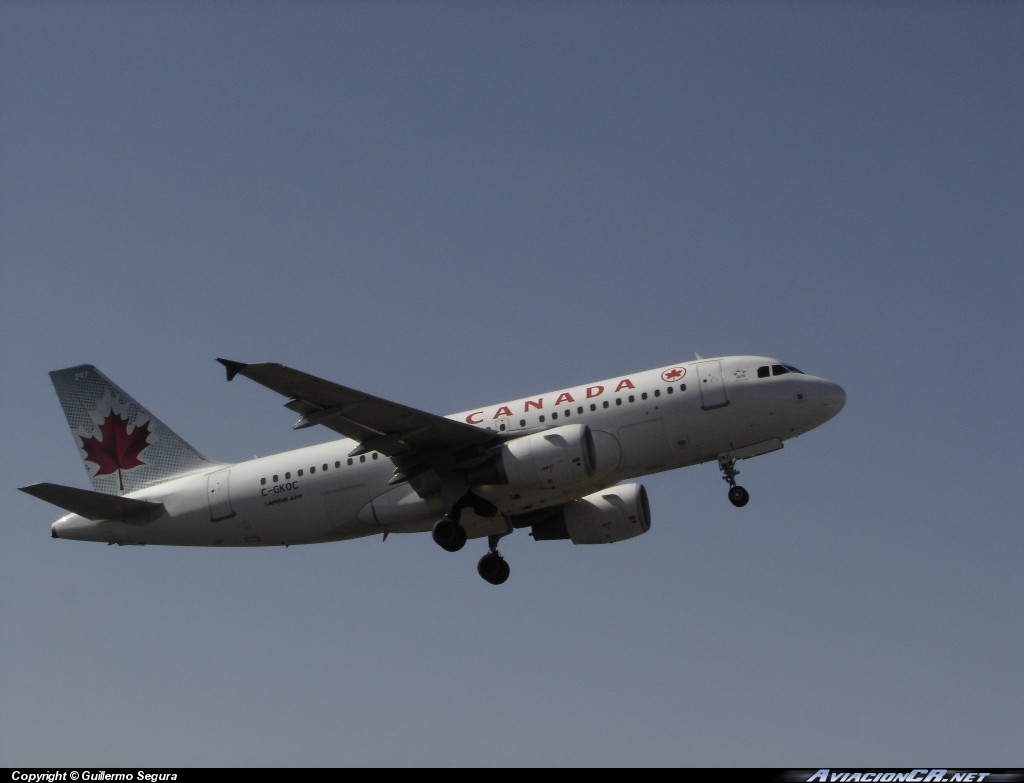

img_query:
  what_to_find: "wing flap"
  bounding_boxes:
[20,483,163,522]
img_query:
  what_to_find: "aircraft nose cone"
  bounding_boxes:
[822,381,846,416]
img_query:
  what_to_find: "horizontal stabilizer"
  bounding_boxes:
[19,483,163,522]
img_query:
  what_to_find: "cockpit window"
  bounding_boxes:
[759,364,805,378]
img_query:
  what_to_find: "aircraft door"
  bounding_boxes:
[207,468,235,521]
[696,360,729,410]
[492,415,514,434]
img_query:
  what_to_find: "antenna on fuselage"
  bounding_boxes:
[694,352,704,359]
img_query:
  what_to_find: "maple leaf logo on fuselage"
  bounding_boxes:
[80,410,152,491]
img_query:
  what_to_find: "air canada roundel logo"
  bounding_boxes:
[79,409,152,490]
[661,367,686,383]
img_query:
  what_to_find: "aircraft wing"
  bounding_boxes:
[217,359,500,492]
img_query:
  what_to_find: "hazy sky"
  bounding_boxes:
[2,1,1022,768]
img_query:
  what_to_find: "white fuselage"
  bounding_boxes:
[51,356,845,547]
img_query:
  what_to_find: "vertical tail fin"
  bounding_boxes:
[49,365,217,495]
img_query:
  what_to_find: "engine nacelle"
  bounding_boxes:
[530,483,651,545]
[466,423,596,490]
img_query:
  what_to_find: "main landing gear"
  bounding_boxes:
[431,516,467,552]
[431,492,510,585]
[477,535,510,586]
[431,490,494,552]
[718,455,750,508]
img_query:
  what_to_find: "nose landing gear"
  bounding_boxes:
[718,455,750,507]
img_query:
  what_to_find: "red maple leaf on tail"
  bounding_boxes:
[80,410,151,491]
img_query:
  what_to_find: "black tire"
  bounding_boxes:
[432,518,467,552]
[495,558,511,584]
[477,553,510,585]
[728,485,750,508]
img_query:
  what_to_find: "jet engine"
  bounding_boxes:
[466,423,597,490]
[527,483,651,545]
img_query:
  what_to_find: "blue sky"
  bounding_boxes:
[2,1,1022,768]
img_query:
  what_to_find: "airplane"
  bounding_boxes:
[19,355,845,584]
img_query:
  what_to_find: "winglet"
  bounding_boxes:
[217,358,248,382]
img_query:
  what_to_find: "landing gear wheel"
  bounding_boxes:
[728,485,750,508]
[478,552,510,585]
[719,455,750,508]
[432,517,467,552]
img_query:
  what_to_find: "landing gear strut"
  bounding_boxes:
[718,455,750,508]
[477,534,510,585]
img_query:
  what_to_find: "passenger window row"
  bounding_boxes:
[496,383,687,431]
[259,378,694,475]
[260,452,381,485]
